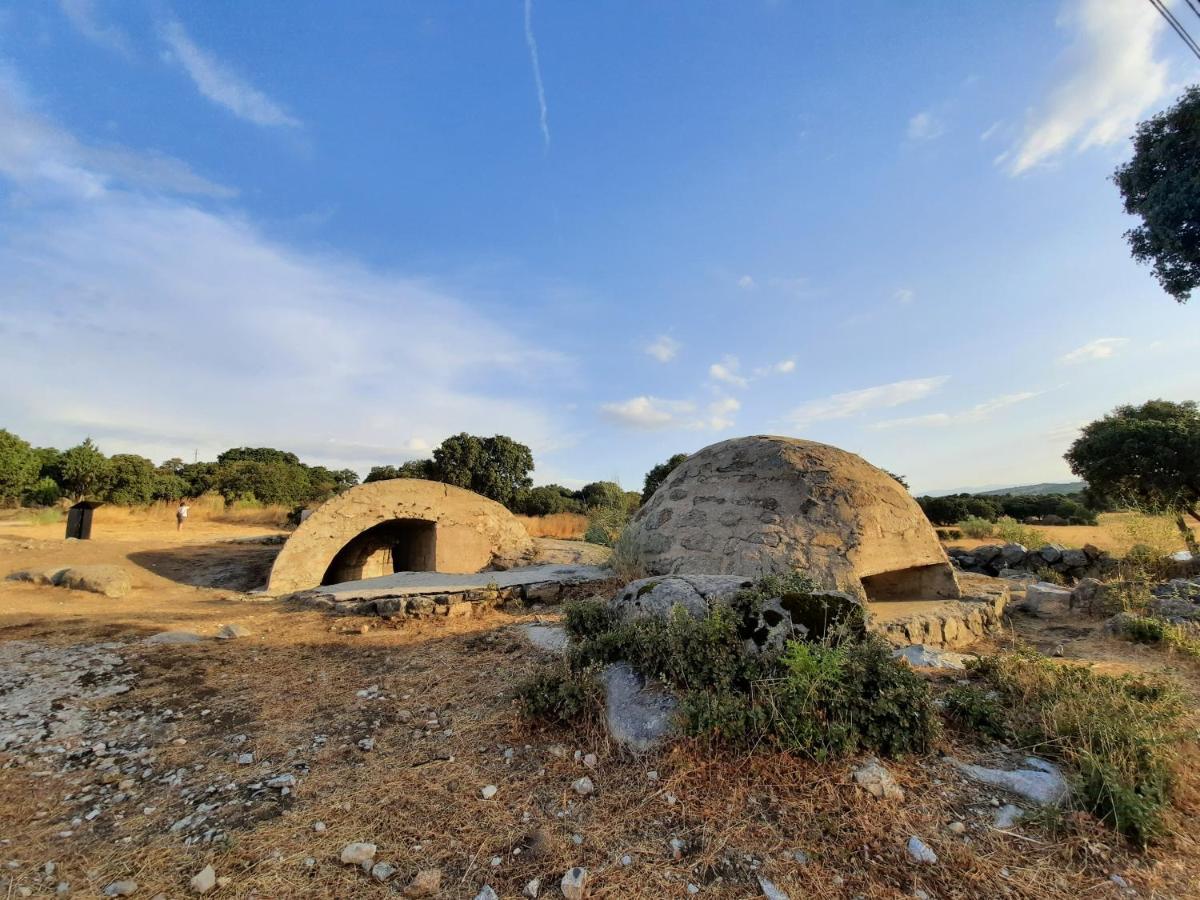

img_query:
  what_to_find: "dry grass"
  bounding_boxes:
[946,511,1199,555]
[89,495,291,528]
[516,513,589,540]
[1,531,1199,897]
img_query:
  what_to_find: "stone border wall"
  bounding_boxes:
[947,543,1115,582]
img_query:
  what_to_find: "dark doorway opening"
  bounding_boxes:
[860,563,959,602]
[321,519,437,586]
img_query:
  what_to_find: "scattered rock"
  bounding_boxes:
[947,821,966,835]
[339,842,377,865]
[481,784,498,800]
[216,624,251,640]
[189,865,216,894]
[313,821,326,833]
[948,757,1069,806]
[572,776,595,796]
[58,565,133,598]
[520,624,569,654]
[357,737,375,751]
[601,662,679,752]
[758,875,789,900]
[403,869,442,897]
[994,804,1023,828]
[561,867,588,900]
[103,881,138,897]
[853,758,904,801]
[523,877,541,897]
[474,887,499,900]
[236,752,254,765]
[142,631,203,645]
[582,752,597,769]
[892,645,974,670]
[906,836,937,864]
[371,862,396,882]
[5,567,66,586]
[1022,583,1072,617]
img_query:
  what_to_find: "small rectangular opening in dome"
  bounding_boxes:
[861,564,959,602]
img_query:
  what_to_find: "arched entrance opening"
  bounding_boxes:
[321,518,437,586]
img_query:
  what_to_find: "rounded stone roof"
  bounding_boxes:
[268,479,533,593]
[626,435,959,602]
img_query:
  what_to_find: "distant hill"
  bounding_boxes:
[977,482,1086,497]
[922,481,1086,497]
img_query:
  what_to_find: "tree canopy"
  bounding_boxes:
[431,433,533,508]
[641,453,689,502]
[0,429,39,506]
[1114,85,1200,304]
[1066,400,1200,548]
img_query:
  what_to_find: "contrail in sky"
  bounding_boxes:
[523,0,550,149]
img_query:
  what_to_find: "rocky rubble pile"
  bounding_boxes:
[947,542,1112,581]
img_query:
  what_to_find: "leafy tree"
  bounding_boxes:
[152,472,191,501]
[431,433,533,508]
[58,438,109,501]
[159,457,185,475]
[642,453,689,503]
[216,447,301,467]
[578,481,627,510]
[33,447,62,481]
[214,460,313,506]
[1066,399,1200,550]
[515,484,582,516]
[26,477,61,506]
[104,454,157,505]
[178,462,218,497]
[1114,85,1200,304]
[0,429,39,506]
[307,466,360,499]
[886,471,909,490]
[364,460,435,483]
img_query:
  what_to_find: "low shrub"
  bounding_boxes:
[957,516,994,539]
[529,573,937,761]
[943,684,1009,740]
[992,516,1047,547]
[968,650,1188,844]
[515,665,602,724]
[1112,614,1200,659]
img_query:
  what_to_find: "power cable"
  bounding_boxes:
[1146,0,1200,62]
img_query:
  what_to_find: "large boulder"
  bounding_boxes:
[56,565,132,598]
[624,436,960,603]
[6,567,68,586]
[602,662,679,752]
[1022,582,1071,617]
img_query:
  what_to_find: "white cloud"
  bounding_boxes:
[709,355,749,388]
[737,274,756,290]
[0,67,232,199]
[782,376,949,429]
[58,0,132,56]
[600,394,738,432]
[600,396,696,429]
[0,68,568,475]
[523,0,551,149]
[644,335,680,363]
[161,20,300,128]
[753,359,796,377]
[1059,337,1129,364]
[907,110,945,141]
[1003,0,1168,175]
[871,391,1040,429]
[894,287,915,304]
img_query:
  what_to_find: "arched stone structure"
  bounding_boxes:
[626,435,960,603]
[267,479,534,593]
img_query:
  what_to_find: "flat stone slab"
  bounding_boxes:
[311,564,610,602]
[948,756,1069,806]
[520,624,569,654]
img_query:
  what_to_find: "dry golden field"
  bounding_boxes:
[944,511,1199,556]
[0,516,1198,898]
[515,513,589,540]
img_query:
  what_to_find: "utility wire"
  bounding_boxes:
[1146,0,1200,62]
[1183,0,1200,26]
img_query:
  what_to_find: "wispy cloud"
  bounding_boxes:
[782,376,949,429]
[894,287,915,304]
[1059,337,1128,364]
[161,20,300,128]
[523,0,551,149]
[709,355,749,388]
[737,274,756,290]
[600,395,737,431]
[0,64,567,473]
[58,0,132,56]
[907,110,945,142]
[753,359,796,377]
[1002,0,1168,175]
[644,335,680,363]
[870,391,1040,429]
[0,66,232,199]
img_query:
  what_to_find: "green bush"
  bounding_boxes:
[968,651,1187,844]
[957,516,994,539]
[534,573,936,761]
[943,684,1008,740]
[515,666,602,724]
[993,516,1047,547]
[1112,614,1200,658]
[25,477,61,506]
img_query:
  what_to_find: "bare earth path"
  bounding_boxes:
[1,523,1198,898]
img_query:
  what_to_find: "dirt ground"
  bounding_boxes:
[1,520,1199,898]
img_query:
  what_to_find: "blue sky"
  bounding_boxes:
[0,0,1197,495]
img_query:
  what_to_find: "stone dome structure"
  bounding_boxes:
[626,436,960,603]
[268,479,533,593]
